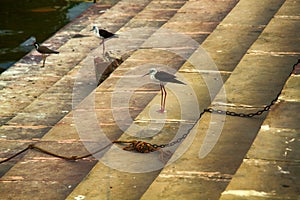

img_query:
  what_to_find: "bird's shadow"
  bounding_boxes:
[72,34,90,39]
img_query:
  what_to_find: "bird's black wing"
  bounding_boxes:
[155,71,177,80]
[167,78,186,85]
[99,29,115,38]
[155,71,185,85]
[38,46,59,54]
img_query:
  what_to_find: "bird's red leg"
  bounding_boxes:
[160,84,164,112]
[162,85,167,112]
[158,84,167,113]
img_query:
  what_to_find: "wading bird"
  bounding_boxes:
[143,68,185,113]
[33,42,59,67]
[91,25,117,54]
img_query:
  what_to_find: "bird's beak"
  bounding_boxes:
[142,72,150,77]
[90,28,94,31]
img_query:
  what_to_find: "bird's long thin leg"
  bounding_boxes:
[102,38,105,55]
[162,85,167,112]
[160,84,164,112]
[42,54,46,67]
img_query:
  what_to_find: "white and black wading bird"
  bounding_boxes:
[33,42,59,67]
[91,25,117,54]
[143,68,186,113]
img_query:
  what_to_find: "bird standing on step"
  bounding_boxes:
[91,25,117,54]
[33,42,59,67]
[143,68,186,113]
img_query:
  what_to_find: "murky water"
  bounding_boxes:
[0,0,95,73]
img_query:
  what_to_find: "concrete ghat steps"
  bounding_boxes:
[220,0,300,199]
[0,0,151,177]
[64,1,241,200]
[0,0,298,200]
[0,0,207,199]
[0,0,167,198]
[140,0,300,199]
[66,0,292,200]
[0,0,239,199]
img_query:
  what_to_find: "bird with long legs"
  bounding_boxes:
[33,42,59,67]
[91,25,117,54]
[143,68,186,113]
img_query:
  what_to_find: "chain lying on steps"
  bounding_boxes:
[112,140,172,163]
[204,91,279,118]
[0,143,112,164]
[112,140,160,153]
[153,59,299,149]
[0,59,299,164]
[205,58,299,117]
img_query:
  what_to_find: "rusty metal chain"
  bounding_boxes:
[0,143,112,164]
[204,58,299,118]
[1,59,299,164]
[152,109,207,149]
[204,93,278,118]
[112,140,160,153]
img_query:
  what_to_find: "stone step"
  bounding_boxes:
[0,0,164,199]
[0,0,197,199]
[0,1,114,124]
[220,0,300,199]
[64,0,286,199]
[139,0,293,199]
[0,0,152,178]
[65,0,242,199]
[0,0,298,200]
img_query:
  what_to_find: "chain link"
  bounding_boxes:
[204,82,283,118]
[0,143,112,164]
[154,109,206,148]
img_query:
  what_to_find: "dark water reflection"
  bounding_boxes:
[0,0,94,73]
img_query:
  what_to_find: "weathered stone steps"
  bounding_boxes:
[220,0,300,199]
[0,0,200,199]
[140,0,297,199]
[0,0,152,178]
[0,0,299,199]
